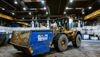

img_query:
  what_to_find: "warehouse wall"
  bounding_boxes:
[82,17,100,40]
[96,17,100,25]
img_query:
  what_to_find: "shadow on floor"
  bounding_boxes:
[14,45,79,57]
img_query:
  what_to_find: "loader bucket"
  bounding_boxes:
[10,31,31,47]
[10,30,53,56]
[10,31,31,55]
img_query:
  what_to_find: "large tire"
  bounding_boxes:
[0,38,3,45]
[96,35,99,40]
[72,34,82,48]
[54,34,68,52]
[98,36,99,40]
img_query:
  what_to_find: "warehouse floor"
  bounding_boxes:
[0,40,100,57]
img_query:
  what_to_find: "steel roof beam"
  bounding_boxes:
[24,0,43,2]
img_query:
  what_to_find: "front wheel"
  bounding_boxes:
[54,34,68,52]
[72,34,82,48]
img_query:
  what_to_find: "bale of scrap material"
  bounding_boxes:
[10,31,31,47]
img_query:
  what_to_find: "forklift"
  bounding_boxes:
[10,17,82,56]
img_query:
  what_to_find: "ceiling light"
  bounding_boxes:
[23,7,26,10]
[2,8,5,10]
[64,11,66,14]
[69,0,73,3]
[75,8,82,10]
[82,12,85,14]
[41,0,45,4]
[14,0,18,4]
[22,18,24,19]
[12,12,15,15]
[29,12,32,15]
[44,7,46,10]
[66,7,69,9]
[66,7,73,10]
[46,12,48,15]
[88,6,92,9]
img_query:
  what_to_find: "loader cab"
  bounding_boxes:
[57,18,70,30]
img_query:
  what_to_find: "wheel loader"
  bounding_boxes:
[10,17,82,56]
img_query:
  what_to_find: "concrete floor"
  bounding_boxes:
[0,40,100,57]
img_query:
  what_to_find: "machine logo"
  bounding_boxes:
[38,33,48,41]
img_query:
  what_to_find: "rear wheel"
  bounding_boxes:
[0,38,3,45]
[54,34,68,52]
[72,34,82,48]
[98,36,99,40]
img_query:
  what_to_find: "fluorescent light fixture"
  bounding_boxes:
[75,8,82,10]
[46,12,48,14]
[66,7,69,9]
[64,11,66,14]
[69,0,73,3]
[41,0,45,4]
[23,7,26,10]
[14,0,18,4]
[88,6,92,9]
[2,8,5,10]
[44,7,46,10]
[29,12,32,15]
[12,12,15,15]
[66,7,73,10]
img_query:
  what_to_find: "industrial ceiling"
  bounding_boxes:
[0,0,100,19]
